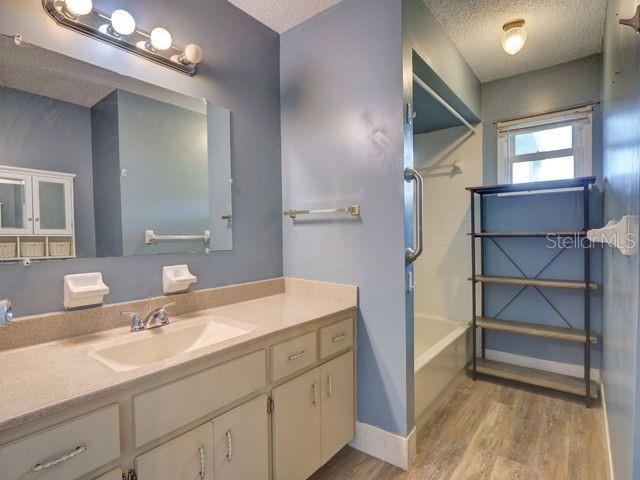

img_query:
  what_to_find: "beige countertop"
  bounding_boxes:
[0,290,356,432]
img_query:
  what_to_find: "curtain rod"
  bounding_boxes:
[493,100,600,125]
[412,73,476,134]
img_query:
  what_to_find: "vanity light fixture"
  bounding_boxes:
[43,0,203,75]
[501,19,527,55]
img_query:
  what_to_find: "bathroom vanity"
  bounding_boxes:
[0,278,357,480]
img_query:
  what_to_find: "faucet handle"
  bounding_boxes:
[0,299,12,327]
[161,302,176,311]
[122,311,144,332]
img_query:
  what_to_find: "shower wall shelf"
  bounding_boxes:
[466,176,598,407]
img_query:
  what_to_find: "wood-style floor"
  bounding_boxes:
[311,374,608,480]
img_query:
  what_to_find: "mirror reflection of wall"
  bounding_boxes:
[0,36,232,261]
[91,90,208,257]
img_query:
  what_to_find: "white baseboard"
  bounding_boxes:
[349,422,416,470]
[484,349,601,382]
[600,374,615,480]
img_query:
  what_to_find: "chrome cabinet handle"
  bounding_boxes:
[225,430,233,462]
[312,383,318,407]
[328,375,333,398]
[288,350,307,361]
[332,334,347,343]
[198,445,206,480]
[404,167,424,265]
[32,445,87,472]
[34,217,39,222]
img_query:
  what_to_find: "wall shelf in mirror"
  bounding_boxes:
[0,166,76,262]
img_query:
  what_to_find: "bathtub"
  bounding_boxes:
[414,314,470,426]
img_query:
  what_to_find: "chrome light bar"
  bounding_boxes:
[42,0,202,76]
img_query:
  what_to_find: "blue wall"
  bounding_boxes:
[480,56,604,371]
[280,0,409,436]
[482,55,603,185]
[601,1,640,478]
[0,0,283,317]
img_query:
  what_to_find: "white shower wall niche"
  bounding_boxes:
[0,166,75,261]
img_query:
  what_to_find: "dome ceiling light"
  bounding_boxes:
[501,19,527,56]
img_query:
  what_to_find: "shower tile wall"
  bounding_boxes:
[413,125,482,323]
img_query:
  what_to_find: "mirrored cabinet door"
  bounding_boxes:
[0,171,33,235]
[32,176,74,235]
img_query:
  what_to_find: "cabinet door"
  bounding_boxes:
[212,395,269,480]
[273,367,322,480]
[0,170,32,234]
[32,175,73,235]
[320,350,354,464]
[135,423,213,480]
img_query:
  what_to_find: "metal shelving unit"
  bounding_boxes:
[466,176,598,407]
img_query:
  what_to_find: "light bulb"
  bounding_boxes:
[111,10,136,36]
[64,0,93,17]
[501,19,527,55]
[183,44,204,64]
[149,27,173,51]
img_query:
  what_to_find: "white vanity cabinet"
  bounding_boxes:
[135,395,269,480]
[273,368,323,480]
[212,395,269,480]
[273,349,355,480]
[0,312,356,480]
[135,422,214,480]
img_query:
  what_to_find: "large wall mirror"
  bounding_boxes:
[0,34,232,262]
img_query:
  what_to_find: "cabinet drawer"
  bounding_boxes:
[319,317,354,359]
[95,467,123,480]
[0,404,120,480]
[271,331,317,381]
[136,422,213,480]
[133,350,266,447]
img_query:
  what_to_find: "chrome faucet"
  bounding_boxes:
[122,302,175,332]
[0,299,12,327]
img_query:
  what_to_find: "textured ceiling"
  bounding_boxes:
[422,0,607,82]
[227,0,344,33]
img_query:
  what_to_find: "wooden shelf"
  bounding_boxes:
[476,317,597,344]
[473,359,599,398]
[469,231,585,238]
[470,275,598,290]
[466,176,596,195]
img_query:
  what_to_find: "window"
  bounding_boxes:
[497,106,593,184]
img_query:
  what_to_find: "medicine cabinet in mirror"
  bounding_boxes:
[0,34,232,262]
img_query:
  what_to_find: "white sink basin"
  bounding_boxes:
[89,319,251,372]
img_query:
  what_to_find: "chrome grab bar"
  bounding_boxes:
[144,229,211,245]
[404,167,424,264]
[283,205,360,219]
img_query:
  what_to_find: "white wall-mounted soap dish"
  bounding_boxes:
[64,272,110,309]
[163,265,198,294]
